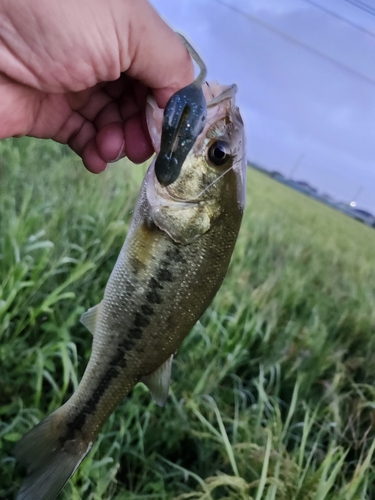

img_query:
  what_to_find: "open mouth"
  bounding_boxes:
[207,84,237,108]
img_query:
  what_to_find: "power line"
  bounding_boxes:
[301,0,375,39]
[341,0,375,16]
[212,0,375,87]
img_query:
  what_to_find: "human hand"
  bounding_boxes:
[0,0,193,172]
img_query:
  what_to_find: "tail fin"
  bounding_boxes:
[13,410,92,500]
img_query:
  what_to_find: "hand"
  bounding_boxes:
[0,0,193,172]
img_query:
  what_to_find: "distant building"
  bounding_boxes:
[322,193,334,202]
[335,203,375,226]
[352,208,375,226]
[249,165,375,229]
[270,171,285,182]
[287,179,318,196]
[293,180,318,195]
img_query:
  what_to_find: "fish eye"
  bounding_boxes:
[207,140,231,166]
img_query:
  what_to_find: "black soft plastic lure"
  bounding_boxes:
[154,35,207,186]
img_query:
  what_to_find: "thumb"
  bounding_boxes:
[122,0,195,108]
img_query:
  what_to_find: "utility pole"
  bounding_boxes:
[349,186,363,207]
[289,152,305,180]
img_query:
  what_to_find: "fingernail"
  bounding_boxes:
[110,141,126,163]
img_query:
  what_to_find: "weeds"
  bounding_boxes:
[1,137,375,498]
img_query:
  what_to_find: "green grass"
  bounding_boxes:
[1,137,375,499]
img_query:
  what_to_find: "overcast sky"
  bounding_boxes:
[151,0,375,213]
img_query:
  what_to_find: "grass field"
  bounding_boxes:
[1,137,375,499]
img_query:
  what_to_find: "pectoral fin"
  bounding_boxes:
[141,355,173,407]
[80,302,102,335]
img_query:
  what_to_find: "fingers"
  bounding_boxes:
[0,0,194,174]
[104,74,130,100]
[1,65,159,172]
[66,82,153,171]
[82,138,108,173]
[73,90,113,122]
[95,122,125,163]
[124,113,153,164]
[118,0,195,108]
[84,116,152,171]
[63,115,109,173]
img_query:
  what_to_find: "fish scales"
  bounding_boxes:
[65,173,241,437]
[14,81,246,500]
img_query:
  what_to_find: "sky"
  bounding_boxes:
[151,0,375,213]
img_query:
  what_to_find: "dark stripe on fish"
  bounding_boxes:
[146,290,162,304]
[62,246,182,440]
[134,313,150,328]
[157,268,173,282]
[141,304,154,315]
[166,246,185,263]
[64,364,121,440]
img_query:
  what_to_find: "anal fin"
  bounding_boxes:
[141,355,173,407]
[80,302,102,335]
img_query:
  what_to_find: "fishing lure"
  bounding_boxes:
[154,34,207,186]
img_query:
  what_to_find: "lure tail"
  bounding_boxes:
[14,409,92,500]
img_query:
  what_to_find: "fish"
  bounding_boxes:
[13,81,246,500]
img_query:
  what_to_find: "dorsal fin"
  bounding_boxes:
[80,302,102,335]
[141,355,173,407]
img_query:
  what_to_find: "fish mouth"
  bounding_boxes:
[207,84,237,108]
[146,162,199,209]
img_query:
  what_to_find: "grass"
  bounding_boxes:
[1,137,375,499]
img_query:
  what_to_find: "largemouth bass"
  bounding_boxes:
[14,81,246,500]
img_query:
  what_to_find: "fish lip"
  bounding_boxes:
[146,161,199,209]
[206,84,237,108]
